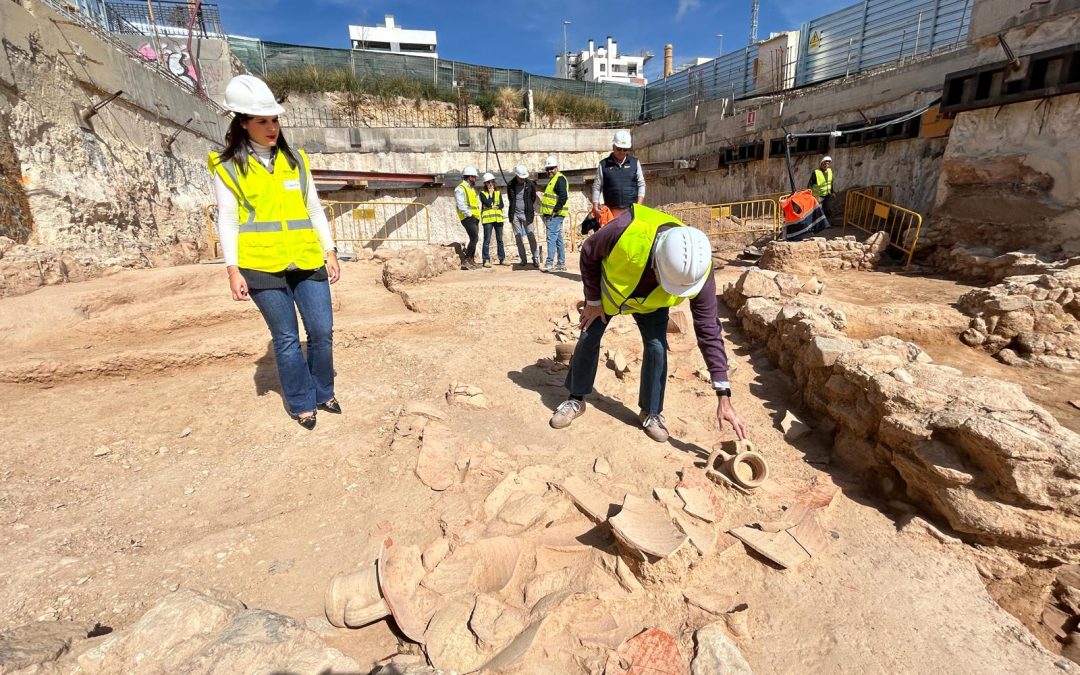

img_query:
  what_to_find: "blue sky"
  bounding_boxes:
[220,0,855,81]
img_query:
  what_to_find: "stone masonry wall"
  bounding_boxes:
[722,268,1080,562]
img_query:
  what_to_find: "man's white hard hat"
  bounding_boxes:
[462,166,479,177]
[654,226,713,298]
[822,155,833,163]
[482,172,495,182]
[223,75,285,116]
[544,156,558,169]
[514,164,529,179]
[612,130,632,149]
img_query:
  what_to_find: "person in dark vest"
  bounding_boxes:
[592,130,645,222]
[808,155,835,225]
[549,204,748,444]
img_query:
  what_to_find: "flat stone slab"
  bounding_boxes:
[729,526,811,569]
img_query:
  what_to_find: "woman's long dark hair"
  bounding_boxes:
[217,114,298,175]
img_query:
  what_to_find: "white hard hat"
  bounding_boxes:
[462,166,479,177]
[544,156,558,169]
[654,225,713,298]
[612,130,632,149]
[482,172,495,182]
[822,155,833,163]
[223,75,285,116]
[514,165,529,179]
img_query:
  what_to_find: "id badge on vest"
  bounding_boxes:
[283,179,302,191]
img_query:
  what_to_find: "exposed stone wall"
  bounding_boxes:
[926,93,1080,262]
[722,269,1080,562]
[943,245,1080,283]
[958,266,1080,369]
[0,0,223,297]
[758,232,889,275]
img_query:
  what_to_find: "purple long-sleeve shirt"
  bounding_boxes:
[580,210,730,386]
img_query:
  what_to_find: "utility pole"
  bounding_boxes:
[563,20,571,78]
[749,0,759,45]
[716,33,723,57]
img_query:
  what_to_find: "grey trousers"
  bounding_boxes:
[513,215,538,264]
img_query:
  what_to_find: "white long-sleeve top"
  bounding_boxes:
[214,141,335,267]
[592,155,646,205]
[454,183,471,219]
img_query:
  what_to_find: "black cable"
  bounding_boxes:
[486,126,510,187]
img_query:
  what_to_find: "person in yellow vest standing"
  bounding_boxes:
[478,172,506,267]
[209,75,341,430]
[540,156,569,272]
[549,205,748,443]
[455,166,482,269]
[808,155,835,226]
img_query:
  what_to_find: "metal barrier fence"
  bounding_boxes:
[846,184,893,203]
[796,0,972,86]
[667,199,782,240]
[228,38,645,123]
[324,201,431,253]
[842,191,923,268]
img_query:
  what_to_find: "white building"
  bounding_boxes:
[348,15,437,59]
[673,57,715,75]
[556,37,649,86]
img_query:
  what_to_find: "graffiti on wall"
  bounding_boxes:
[137,40,198,89]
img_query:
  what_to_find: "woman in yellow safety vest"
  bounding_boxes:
[208,75,341,430]
[478,172,506,267]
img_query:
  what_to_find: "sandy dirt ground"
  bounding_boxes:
[0,255,1073,673]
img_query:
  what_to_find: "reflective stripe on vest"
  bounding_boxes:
[599,204,706,316]
[811,168,833,198]
[481,189,503,224]
[541,172,568,217]
[208,148,323,273]
[459,181,481,221]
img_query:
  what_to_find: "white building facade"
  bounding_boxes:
[348,15,437,58]
[556,37,648,86]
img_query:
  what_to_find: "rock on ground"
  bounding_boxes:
[691,622,753,675]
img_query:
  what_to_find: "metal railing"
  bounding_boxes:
[846,184,893,203]
[104,0,223,36]
[324,201,431,253]
[842,191,922,268]
[667,199,782,240]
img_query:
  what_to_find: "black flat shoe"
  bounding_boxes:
[318,398,342,414]
[297,413,317,430]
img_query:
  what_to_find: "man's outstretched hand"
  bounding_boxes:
[716,396,748,440]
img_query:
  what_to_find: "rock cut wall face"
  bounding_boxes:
[928,93,1080,262]
[0,1,221,297]
[723,269,1080,562]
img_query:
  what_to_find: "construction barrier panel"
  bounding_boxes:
[667,199,781,240]
[847,184,893,203]
[324,201,431,254]
[842,191,923,268]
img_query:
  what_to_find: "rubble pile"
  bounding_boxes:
[941,244,1080,283]
[957,267,1080,369]
[723,269,1080,562]
[379,245,461,291]
[758,232,889,275]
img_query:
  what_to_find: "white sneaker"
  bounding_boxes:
[639,412,669,443]
[550,399,586,429]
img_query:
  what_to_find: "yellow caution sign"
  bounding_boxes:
[809,32,822,50]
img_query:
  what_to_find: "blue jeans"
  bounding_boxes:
[249,275,334,416]
[482,221,505,262]
[544,215,565,266]
[565,307,669,415]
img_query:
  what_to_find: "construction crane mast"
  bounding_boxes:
[749,0,759,45]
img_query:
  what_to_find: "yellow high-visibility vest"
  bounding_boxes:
[459,181,481,221]
[811,168,833,198]
[600,205,708,316]
[481,189,503,224]
[208,148,324,273]
[541,172,568,217]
